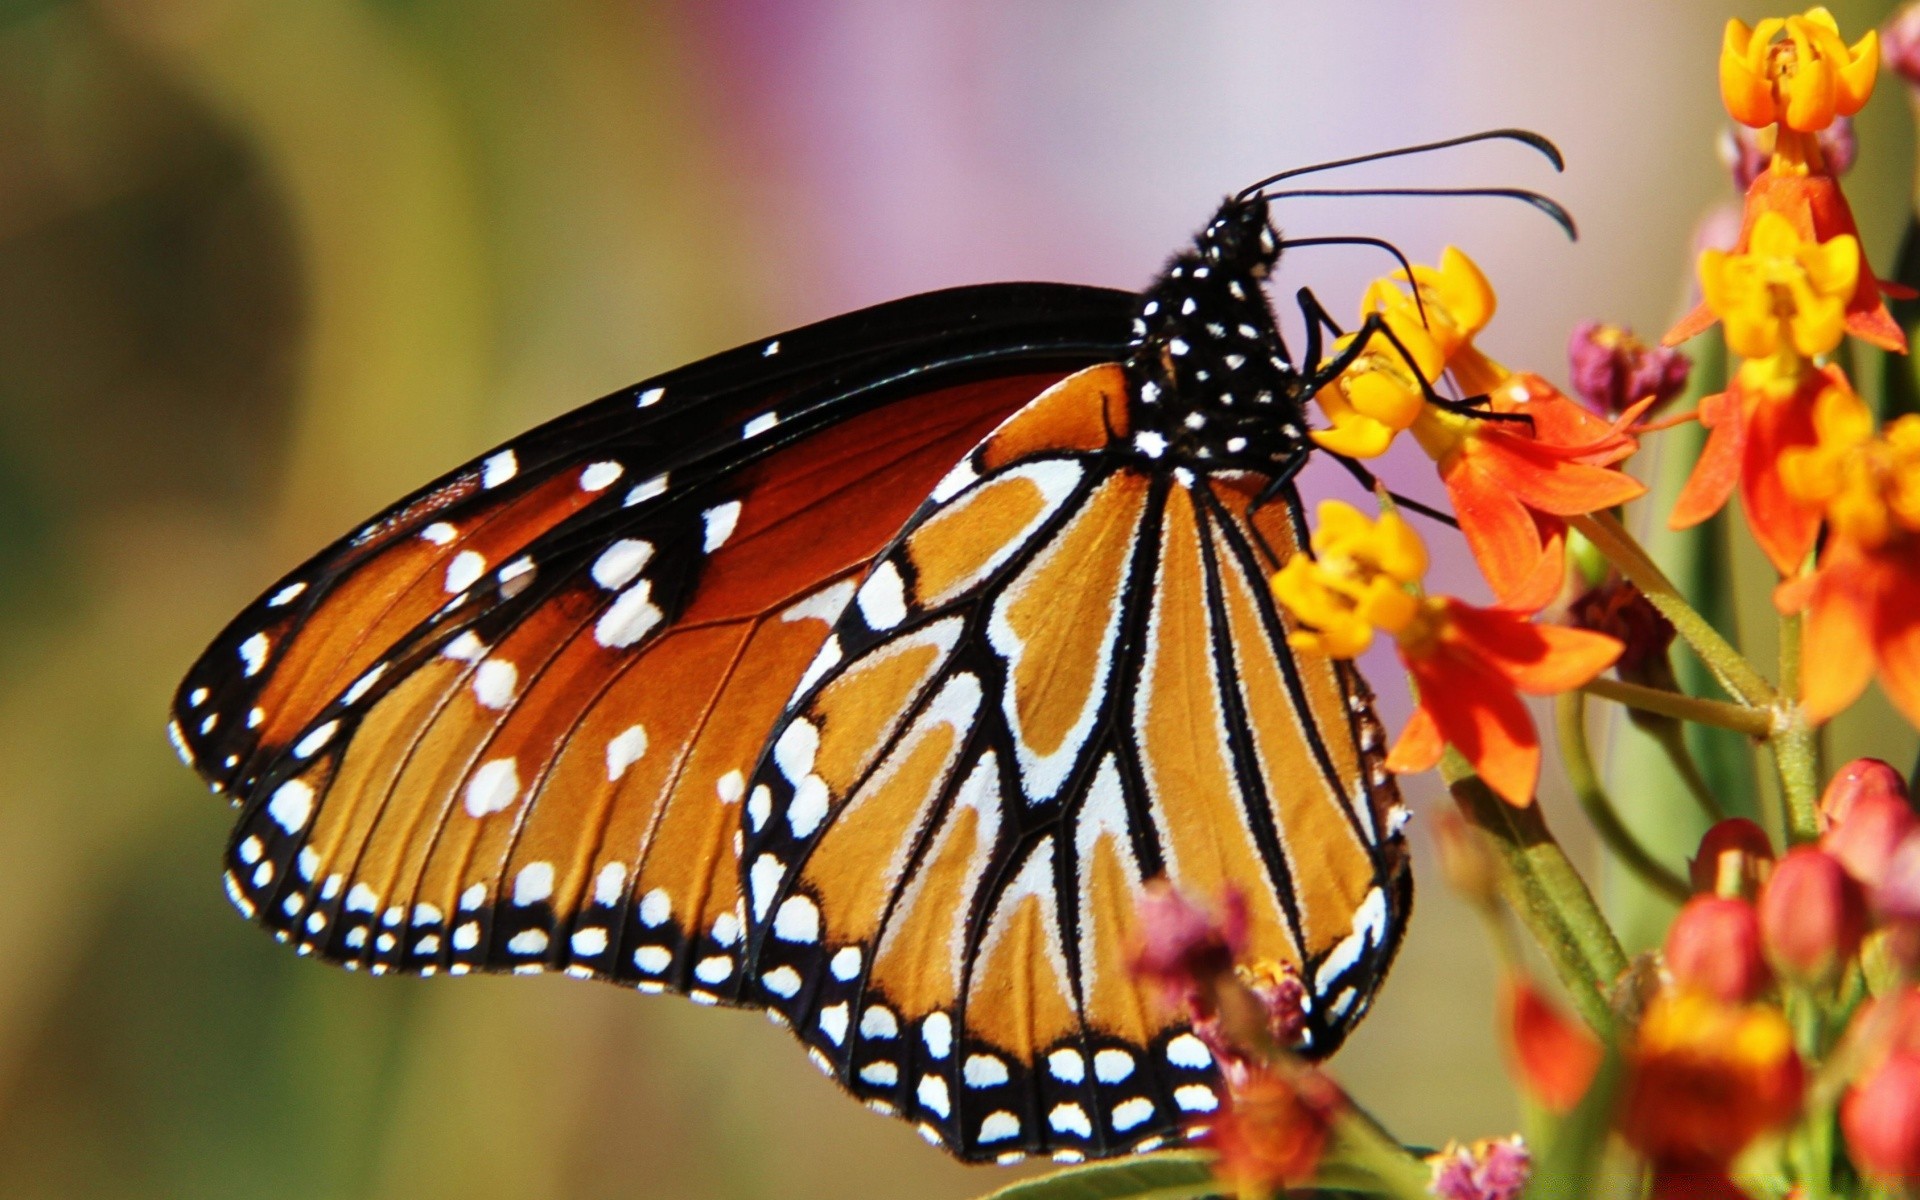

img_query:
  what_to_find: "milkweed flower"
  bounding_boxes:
[1671,8,1906,352]
[1689,817,1775,898]
[1619,990,1805,1175]
[1671,211,1864,575]
[1271,500,1622,806]
[1664,895,1771,1003]
[1426,1135,1530,1200]
[1500,974,1602,1112]
[1757,846,1867,986]
[1840,990,1920,1181]
[1567,321,1693,417]
[1315,250,1649,610]
[1208,1066,1340,1195]
[1776,402,1920,725]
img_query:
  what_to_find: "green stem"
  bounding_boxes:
[1570,511,1778,709]
[1578,676,1774,738]
[1443,754,1627,1036]
[1320,1105,1433,1200]
[1645,717,1729,823]
[1556,693,1691,905]
[1774,609,1821,843]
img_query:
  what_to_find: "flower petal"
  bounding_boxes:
[1442,456,1555,609]
[1385,701,1445,776]
[1803,550,1879,724]
[1445,601,1624,694]
[1672,391,1746,530]
[1871,556,1920,729]
[1742,377,1824,575]
[1411,649,1541,807]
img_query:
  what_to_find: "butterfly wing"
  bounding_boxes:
[170,282,1136,997]
[737,364,1410,1161]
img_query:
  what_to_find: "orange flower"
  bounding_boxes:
[1620,990,1805,1173]
[1674,10,1904,352]
[1208,1066,1340,1195]
[1778,404,1920,726]
[1670,364,1841,576]
[1720,9,1878,136]
[1271,501,1622,806]
[1316,248,1648,609]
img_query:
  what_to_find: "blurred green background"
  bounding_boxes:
[0,2,1913,1197]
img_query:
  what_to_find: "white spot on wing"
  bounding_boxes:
[421,522,458,545]
[624,474,668,506]
[702,501,742,552]
[464,758,520,817]
[472,659,517,709]
[481,450,517,488]
[579,461,622,491]
[268,781,314,833]
[605,725,648,780]
[292,721,339,759]
[267,582,307,607]
[238,633,269,677]
[592,539,653,590]
[595,580,661,648]
[743,413,779,438]
[780,579,857,626]
[637,386,665,407]
[592,863,626,907]
[856,560,908,630]
[445,551,486,593]
[773,894,820,943]
[513,862,555,905]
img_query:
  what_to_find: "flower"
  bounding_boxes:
[1757,846,1867,986]
[1271,501,1622,805]
[1704,211,1860,370]
[1721,118,1857,191]
[1427,1135,1530,1200]
[1672,361,1849,578]
[1567,321,1693,417]
[1689,817,1776,898]
[1843,1051,1920,1180]
[1131,881,1245,1016]
[1720,9,1878,136]
[1779,408,1920,724]
[1501,974,1603,1112]
[1620,990,1805,1172]
[1665,895,1771,1003]
[1313,250,1649,609]
[1209,1066,1340,1195]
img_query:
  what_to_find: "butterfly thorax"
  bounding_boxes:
[1122,195,1308,476]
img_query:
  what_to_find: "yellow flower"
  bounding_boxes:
[1720,8,1878,134]
[1698,210,1859,384]
[1311,247,1497,460]
[1269,501,1426,657]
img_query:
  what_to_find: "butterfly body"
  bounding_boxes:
[172,192,1410,1163]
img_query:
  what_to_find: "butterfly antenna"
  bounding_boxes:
[1276,235,1430,327]
[1259,186,1577,240]
[1234,129,1563,201]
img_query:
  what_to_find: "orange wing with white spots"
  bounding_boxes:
[738,365,1410,1162]
[170,284,1138,997]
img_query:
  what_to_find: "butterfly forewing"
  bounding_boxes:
[172,283,1137,994]
[738,365,1410,1162]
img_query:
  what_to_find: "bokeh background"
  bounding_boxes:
[0,1,1914,1197]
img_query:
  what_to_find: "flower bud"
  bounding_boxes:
[1665,896,1770,1002]
[1886,2,1920,89]
[1758,847,1867,986]
[1823,787,1920,891]
[1842,1051,1920,1181]
[1131,881,1245,1014]
[1688,817,1774,898]
[1819,757,1910,833]
[1566,321,1692,417]
[1878,829,1920,924]
[1428,1135,1530,1200]
[1566,578,1677,689]
[1501,974,1602,1113]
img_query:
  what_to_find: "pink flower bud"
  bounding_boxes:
[1758,847,1867,985]
[1819,758,1910,833]
[1823,789,1920,892]
[1566,321,1692,417]
[1887,2,1920,89]
[1665,896,1770,1002]
[1566,579,1676,687]
[1131,881,1245,1012]
[1878,830,1920,924]
[1689,818,1775,898]
[1842,1051,1920,1181]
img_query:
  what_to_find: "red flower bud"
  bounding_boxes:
[1566,579,1677,686]
[1842,1051,1920,1181]
[1819,757,1910,834]
[1689,817,1775,898]
[1823,789,1920,891]
[1758,847,1867,985]
[1665,896,1771,1002]
[1887,2,1920,90]
[1878,829,1920,923]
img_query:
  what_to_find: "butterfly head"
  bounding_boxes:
[1198,194,1280,279]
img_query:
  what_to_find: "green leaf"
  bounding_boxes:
[977,1153,1225,1200]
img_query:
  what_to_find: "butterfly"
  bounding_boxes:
[169,130,1567,1164]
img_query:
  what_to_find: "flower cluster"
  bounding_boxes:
[1056,9,1920,1200]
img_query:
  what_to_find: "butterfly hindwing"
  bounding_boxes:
[738,365,1410,1161]
[173,283,1137,993]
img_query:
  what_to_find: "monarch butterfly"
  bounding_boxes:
[169,130,1568,1163]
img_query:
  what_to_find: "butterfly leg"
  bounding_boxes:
[1294,292,1534,431]
[1242,452,1313,568]
[1323,453,1459,529]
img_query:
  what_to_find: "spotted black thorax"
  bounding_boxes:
[1122,195,1309,476]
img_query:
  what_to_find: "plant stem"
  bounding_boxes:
[1570,511,1778,709]
[1774,608,1821,842]
[1556,694,1691,904]
[1579,676,1774,738]
[1322,1104,1434,1200]
[1645,718,1729,823]
[1444,754,1627,1036]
